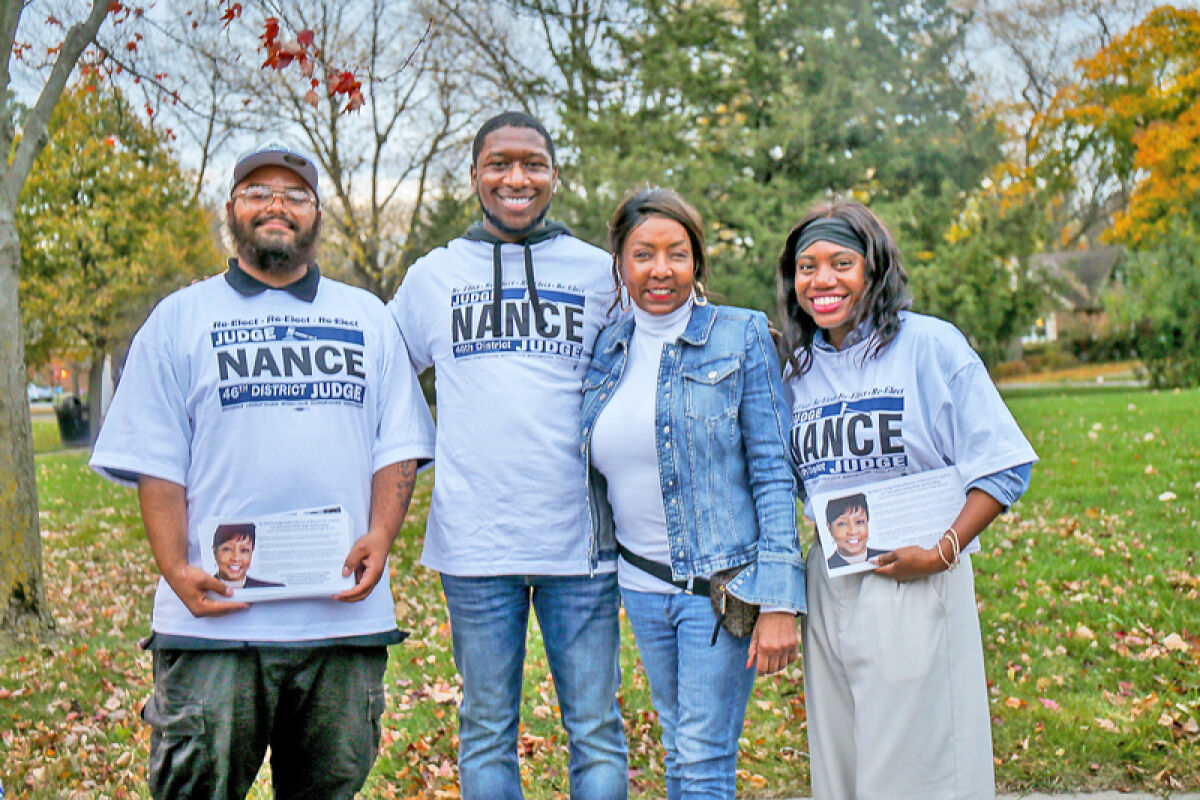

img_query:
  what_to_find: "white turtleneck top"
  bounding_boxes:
[590,299,694,594]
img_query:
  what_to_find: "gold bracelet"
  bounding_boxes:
[935,536,954,570]
[941,528,961,571]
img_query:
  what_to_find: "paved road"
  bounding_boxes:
[780,795,1200,799]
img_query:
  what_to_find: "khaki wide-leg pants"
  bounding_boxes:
[802,543,995,800]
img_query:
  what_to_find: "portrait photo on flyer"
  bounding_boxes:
[812,466,980,578]
[199,505,355,601]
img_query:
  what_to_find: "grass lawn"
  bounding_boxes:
[31,417,62,455]
[1,387,1197,798]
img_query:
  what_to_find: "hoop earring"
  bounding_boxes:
[693,279,709,306]
[613,259,631,311]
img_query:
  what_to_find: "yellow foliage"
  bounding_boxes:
[17,83,217,365]
[1032,7,1200,245]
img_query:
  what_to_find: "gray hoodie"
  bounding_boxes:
[389,223,619,575]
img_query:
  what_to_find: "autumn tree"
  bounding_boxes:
[18,83,217,435]
[114,4,254,200]
[1029,6,1200,386]
[891,1,1163,368]
[1,2,113,636]
[968,0,1155,171]
[1035,6,1200,247]
[1105,217,1200,388]
[907,182,1047,365]
[127,1,493,298]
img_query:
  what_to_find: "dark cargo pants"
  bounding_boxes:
[143,646,387,800]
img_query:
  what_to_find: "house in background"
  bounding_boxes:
[1024,245,1125,345]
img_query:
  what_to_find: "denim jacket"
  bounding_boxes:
[581,302,806,612]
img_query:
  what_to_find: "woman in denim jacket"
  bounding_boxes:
[581,187,805,800]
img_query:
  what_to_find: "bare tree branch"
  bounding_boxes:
[2,1,109,205]
[0,0,25,104]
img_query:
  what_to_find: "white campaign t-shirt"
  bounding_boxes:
[390,232,618,575]
[90,272,435,641]
[787,312,1038,519]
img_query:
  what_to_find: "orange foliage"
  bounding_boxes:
[241,4,362,114]
[1033,7,1200,245]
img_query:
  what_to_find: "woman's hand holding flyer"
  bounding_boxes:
[812,466,980,578]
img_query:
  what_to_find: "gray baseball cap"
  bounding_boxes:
[231,141,320,202]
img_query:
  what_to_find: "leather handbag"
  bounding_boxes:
[708,565,759,641]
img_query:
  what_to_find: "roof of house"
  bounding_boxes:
[1030,245,1124,312]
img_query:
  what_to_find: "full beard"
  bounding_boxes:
[478,194,550,241]
[229,212,321,273]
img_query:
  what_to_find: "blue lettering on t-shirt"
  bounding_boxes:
[450,286,586,361]
[219,380,366,408]
[212,323,367,410]
[211,325,364,348]
[791,395,906,480]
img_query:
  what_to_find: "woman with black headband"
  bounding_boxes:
[777,200,1037,799]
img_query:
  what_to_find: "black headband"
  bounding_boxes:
[794,217,867,261]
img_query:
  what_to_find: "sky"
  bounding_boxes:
[8,0,1188,206]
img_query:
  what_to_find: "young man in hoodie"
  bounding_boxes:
[388,112,627,799]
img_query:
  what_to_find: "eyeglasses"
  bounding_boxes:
[233,185,317,210]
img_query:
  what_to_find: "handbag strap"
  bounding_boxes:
[616,543,712,597]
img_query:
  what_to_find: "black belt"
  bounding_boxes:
[617,543,712,597]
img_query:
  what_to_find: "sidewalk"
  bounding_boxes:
[998,795,1200,800]
[994,795,1200,800]
[781,794,1200,799]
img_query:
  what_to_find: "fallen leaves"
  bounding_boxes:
[1162,633,1189,652]
[736,769,768,789]
[427,680,461,705]
[1119,629,1200,662]
[1157,709,1200,740]
[11,394,1200,799]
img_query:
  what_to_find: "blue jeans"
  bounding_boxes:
[440,572,627,800]
[620,588,756,800]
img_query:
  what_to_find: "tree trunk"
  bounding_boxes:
[0,207,53,637]
[0,0,112,641]
[86,344,105,446]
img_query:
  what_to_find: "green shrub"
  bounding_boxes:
[1108,224,1200,388]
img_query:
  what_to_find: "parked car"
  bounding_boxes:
[27,384,54,403]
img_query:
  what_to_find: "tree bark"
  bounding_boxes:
[0,209,52,636]
[86,344,106,446]
[0,1,111,639]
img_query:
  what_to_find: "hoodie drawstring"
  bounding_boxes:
[491,242,505,337]
[465,220,572,338]
[523,244,545,335]
[490,241,543,336]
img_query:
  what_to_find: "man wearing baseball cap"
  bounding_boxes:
[90,142,435,799]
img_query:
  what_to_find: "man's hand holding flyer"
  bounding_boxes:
[199,505,356,601]
[812,466,981,578]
